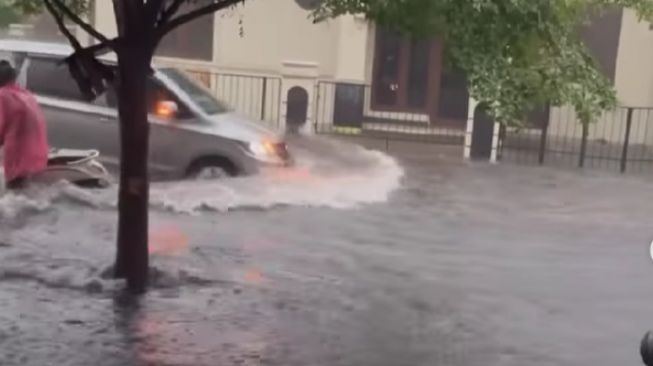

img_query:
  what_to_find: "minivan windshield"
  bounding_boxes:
[159,68,230,115]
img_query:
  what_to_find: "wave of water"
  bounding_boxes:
[0,136,404,217]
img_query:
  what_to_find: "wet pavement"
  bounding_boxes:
[1,137,653,366]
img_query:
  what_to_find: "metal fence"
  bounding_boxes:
[499,106,653,174]
[173,74,472,150]
[314,81,468,148]
[181,68,283,128]
[174,71,653,174]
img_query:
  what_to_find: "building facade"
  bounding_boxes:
[90,2,653,144]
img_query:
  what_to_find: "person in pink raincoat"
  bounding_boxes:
[0,60,49,190]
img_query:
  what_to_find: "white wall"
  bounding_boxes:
[93,1,118,39]
[334,15,370,82]
[614,9,653,107]
[215,0,338,77]
[93,0,371,80]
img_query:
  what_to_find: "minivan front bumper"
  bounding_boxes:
[239,141,294,175]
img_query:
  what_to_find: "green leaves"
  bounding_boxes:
[0,0,22,29]
[317,0,651,125]
[6,0,90,15]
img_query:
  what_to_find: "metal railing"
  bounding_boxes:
[314,81,468,148]
[499,106,653,174]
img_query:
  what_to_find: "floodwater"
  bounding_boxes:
[0,136,403,216]
[1,136,653,366]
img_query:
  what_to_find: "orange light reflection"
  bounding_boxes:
[149,225,189,256]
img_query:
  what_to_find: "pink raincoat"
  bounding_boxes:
[0,83,49,183]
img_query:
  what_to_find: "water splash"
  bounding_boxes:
[0,136,404,216]
[0,191,52,220]
[149,136,404,214]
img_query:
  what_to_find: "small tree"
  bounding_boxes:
[316,0,653,124]
[11,0,246,293]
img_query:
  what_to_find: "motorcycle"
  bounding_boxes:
[34,148,113,188]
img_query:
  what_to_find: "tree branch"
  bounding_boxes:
[159,0,185,26]
[50,0,110,44]
[43,0,97,99]
[112,0,127,36]
[62,38,123,82]
[66,37,123,60]
[44,0,83,49]
[145,0,167,27]
[156,0,245,40]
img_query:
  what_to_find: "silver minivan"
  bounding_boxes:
[0,40,291,180]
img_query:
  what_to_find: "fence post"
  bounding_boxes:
[538,121,549,165]
[620,108,634,173]
[260,77,268,121]
[578,122,588,168]
[313,82,320,133]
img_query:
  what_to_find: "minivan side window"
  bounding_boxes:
[26,57,85,101]
[105,77,192,119]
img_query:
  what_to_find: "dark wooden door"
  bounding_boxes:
[371,28,442,114]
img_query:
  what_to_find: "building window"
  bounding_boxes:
[157,4,214,61]
[26,57,85,101]
[371,28,441,113]
[437,66,469,126]
[371,28,471,127]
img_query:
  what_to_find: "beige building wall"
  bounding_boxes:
[93,0,372,80]
[211,0,370,129]
[214,1,371,81]
[613,9,653,107]
[93,1,118,39]
[614,9,653,145]
[215,0,336,76]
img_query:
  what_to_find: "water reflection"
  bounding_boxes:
[149,224,190,256]
[111,288,274,366]
[112,291,146,365]
[112,292,173,365]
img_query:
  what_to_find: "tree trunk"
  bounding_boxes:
[113,41,152,294]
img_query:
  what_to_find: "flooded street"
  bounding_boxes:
[1,137,653,366]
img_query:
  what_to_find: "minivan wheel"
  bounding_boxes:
[186,157,237,180]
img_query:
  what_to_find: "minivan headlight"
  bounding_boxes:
[247,140,291,164]
[248,140,277,158]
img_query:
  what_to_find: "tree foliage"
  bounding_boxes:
[0,1,23,29]
[6,0,89,16]
[317,0,653,124]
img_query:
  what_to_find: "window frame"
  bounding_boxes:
[103,74,195,121]
[25,55,88,102]
[370,28,443,115]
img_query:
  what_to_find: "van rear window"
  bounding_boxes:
[26,57,85,101]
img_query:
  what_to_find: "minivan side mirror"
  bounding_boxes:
[154,100,179,119]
